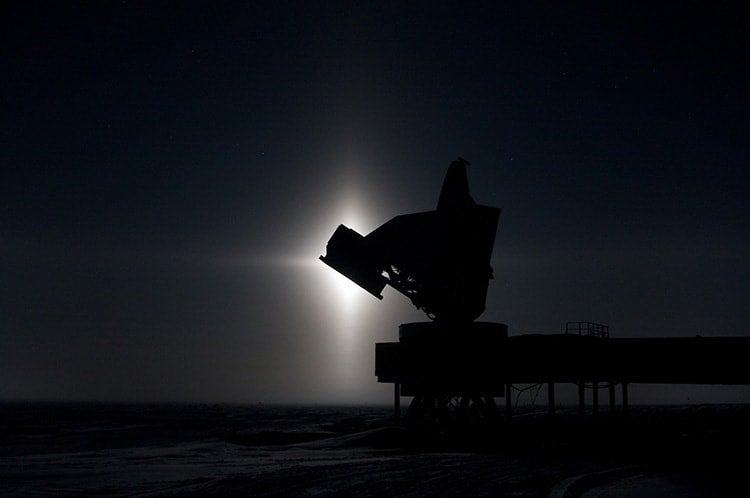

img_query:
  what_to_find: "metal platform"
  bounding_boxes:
[376,322,750,423]
[319,161,750,430]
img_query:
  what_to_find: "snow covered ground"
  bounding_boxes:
[1,403,745,496]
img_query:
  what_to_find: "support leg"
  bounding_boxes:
[578,381,585,419]
[609,383,616,414]
[548,382,555,419]
[622,382,629,415]
[505,383,513,422]
[394,382,400,422]
[592,381,599,417]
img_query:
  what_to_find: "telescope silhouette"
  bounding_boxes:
[320,158,500,323]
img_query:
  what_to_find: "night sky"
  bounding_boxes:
[2,2,748,404]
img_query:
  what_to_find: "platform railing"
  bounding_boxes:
[566,321,609,338]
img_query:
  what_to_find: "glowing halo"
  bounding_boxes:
[314,191,377,323]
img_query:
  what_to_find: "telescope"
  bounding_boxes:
[320,158,750,432]
[320,158,500,323]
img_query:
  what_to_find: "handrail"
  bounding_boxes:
[566,321,609,338]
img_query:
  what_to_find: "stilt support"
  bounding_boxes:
[505,382,513,421]
[592,381,599,417]
[578,381,585,418]
[394,382,400,421]
[547,382,555,418]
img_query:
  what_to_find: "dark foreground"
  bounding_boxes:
[1,402,748,497]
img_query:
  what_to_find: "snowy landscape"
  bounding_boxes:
[1,402,747,497]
